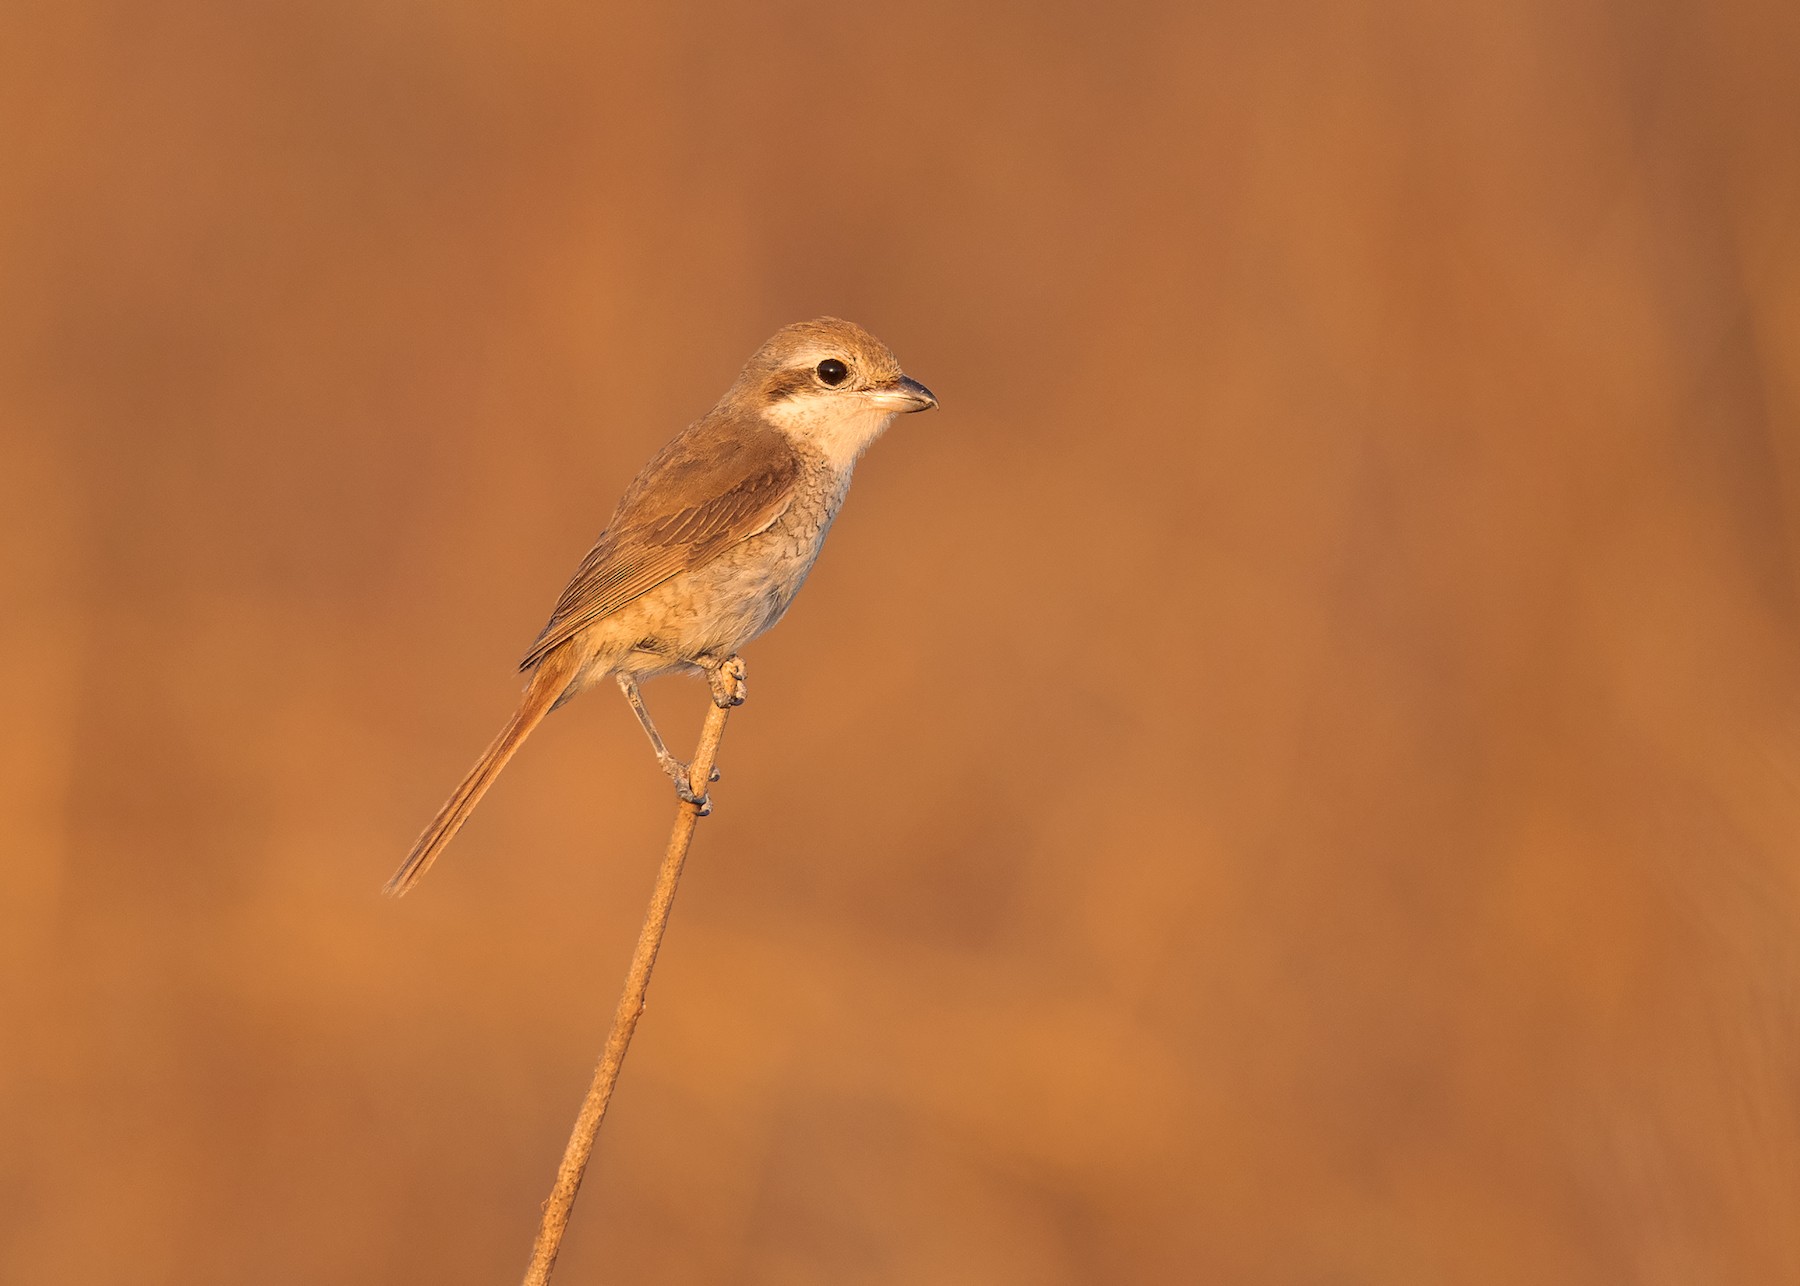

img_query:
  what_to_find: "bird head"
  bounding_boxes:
[731,317,936,469]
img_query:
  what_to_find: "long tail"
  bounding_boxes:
[383,648,579,897]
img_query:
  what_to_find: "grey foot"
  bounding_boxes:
[658,754,711,814]
[707,655,748,709]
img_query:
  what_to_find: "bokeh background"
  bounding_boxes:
[5,1,1800,1281]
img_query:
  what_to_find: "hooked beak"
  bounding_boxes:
[864,375,938,414]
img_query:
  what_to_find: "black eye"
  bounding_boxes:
[816,358,849,386]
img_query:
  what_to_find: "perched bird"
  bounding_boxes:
[384,317,936,896]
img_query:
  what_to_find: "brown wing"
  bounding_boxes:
[519,415,801,671]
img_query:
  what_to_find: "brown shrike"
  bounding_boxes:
[384,318,936,896]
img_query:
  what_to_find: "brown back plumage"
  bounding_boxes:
[520,413,801,671]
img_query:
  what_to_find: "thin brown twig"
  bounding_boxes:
[520,688,736,1286]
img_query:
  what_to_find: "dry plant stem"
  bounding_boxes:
[520,696,735,1286]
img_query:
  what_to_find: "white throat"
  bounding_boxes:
[764,396,898,474]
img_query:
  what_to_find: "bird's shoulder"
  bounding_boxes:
[519,411,803,670]
[610,410,803,539]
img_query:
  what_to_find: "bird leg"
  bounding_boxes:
[701,654,748,709]
[616,674,713,812]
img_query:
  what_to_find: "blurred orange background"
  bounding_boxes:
[5,1,1800,1282]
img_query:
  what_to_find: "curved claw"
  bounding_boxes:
[707,655,748,709]
[662,758,711,814]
